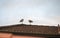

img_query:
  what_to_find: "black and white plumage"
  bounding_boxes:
[19,19,24,24]
[28,20,33,25]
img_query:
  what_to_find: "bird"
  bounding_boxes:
[19,19,24,24]
[28,20,33,25]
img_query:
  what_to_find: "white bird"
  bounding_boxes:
[19,19,24,24]
[28,20,33,25]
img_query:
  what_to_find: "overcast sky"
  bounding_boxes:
[0,0,60,26]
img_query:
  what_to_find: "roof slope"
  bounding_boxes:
[0,24,58,35]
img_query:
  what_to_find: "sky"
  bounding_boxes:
[0,0,60,26]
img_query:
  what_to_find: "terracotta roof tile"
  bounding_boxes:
[0,24,58,35]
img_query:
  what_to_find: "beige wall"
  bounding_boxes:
[0,33,45,38]
[0,33,12,38]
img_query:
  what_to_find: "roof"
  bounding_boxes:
[0,24,60,37]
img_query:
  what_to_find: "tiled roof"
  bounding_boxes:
[0,24,58,35]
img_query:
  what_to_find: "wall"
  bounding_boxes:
[0,33,45,38]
